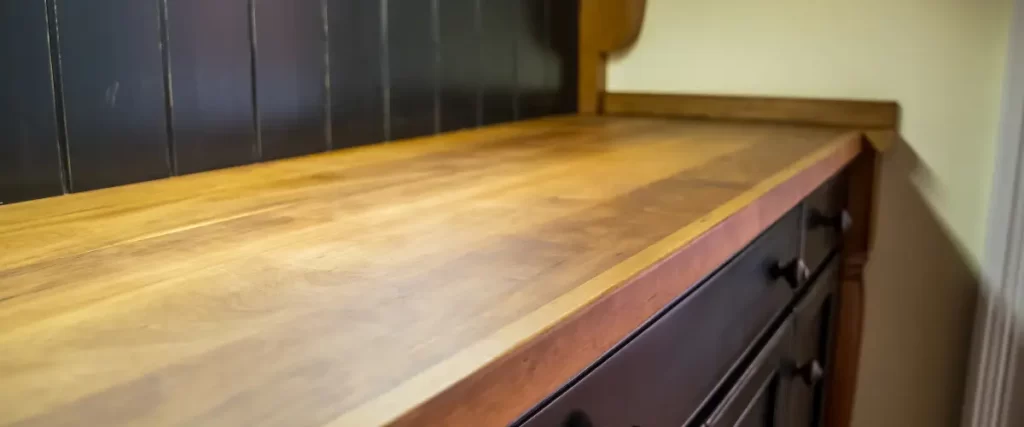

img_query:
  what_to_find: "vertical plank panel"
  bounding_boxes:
[479,0,518,125]
[438,0,481,133]
[550,0,579,114]
[56,0,170,192]
[387,0,439,140]
[475,0,516,123]
[166,0,257,175]
[254,0,327,160]
[0,0,64,204]
[327,0,385,149]
[516,0,552,119]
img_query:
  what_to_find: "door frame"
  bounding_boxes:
[963,0,1024,425]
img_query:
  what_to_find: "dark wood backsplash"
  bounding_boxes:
[0,0,577,205]
[0,0,65,202]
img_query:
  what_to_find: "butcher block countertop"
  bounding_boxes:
[0,116,865,426]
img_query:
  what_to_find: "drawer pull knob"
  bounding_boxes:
[796,360,825,385]
[769,258,809,288]
[809,209,852,233]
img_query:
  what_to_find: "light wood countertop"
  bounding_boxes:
[0,116,864,426]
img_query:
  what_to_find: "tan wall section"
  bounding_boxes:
[606,0,1012,425]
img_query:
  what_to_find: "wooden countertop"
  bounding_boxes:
[0,116,864,426]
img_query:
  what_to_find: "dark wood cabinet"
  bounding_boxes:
[517,179,849,427]
[787,258,841,427]
[802,173,848,277]
[703,319,793,427]
[520,209,801,427]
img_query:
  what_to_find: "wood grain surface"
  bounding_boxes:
[599,92,897,427]
[827,148,881,427]
[578,0,647,113]
[0,116,863,426]
[603,92,901,129]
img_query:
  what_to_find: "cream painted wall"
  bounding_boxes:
[607,0,1009,263]
[606,1,1012,426]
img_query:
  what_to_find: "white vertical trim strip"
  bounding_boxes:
[964,0,1024,424]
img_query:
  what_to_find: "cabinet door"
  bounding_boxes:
[801,174,848,277]
[518,210,801,427]
[787,258,840,427]
[704,318,794,427]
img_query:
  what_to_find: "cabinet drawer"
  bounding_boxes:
[787,257,840,427]
[802,173,848,276]
[703,318,794,427]
[518,209,802,427]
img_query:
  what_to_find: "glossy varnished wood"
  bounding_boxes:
[603,93,902,129]
[826,149,880,427]
[0,117,864,426]
[578,0,647,113]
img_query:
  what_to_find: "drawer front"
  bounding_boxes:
[518,209,802,427]
[787,257,841,427]
[802,173,848,276]
[703,317,794,427]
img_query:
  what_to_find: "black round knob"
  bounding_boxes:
[809,209,852,233]
[796,360,824,385]
[563,410,594,427]
[769,258,809,288]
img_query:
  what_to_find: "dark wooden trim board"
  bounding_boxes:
[827,145,882,427]
[602,92,901,130]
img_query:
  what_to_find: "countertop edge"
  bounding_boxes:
[330,131,866,426]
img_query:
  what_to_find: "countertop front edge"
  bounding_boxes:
[333,131,867,427]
